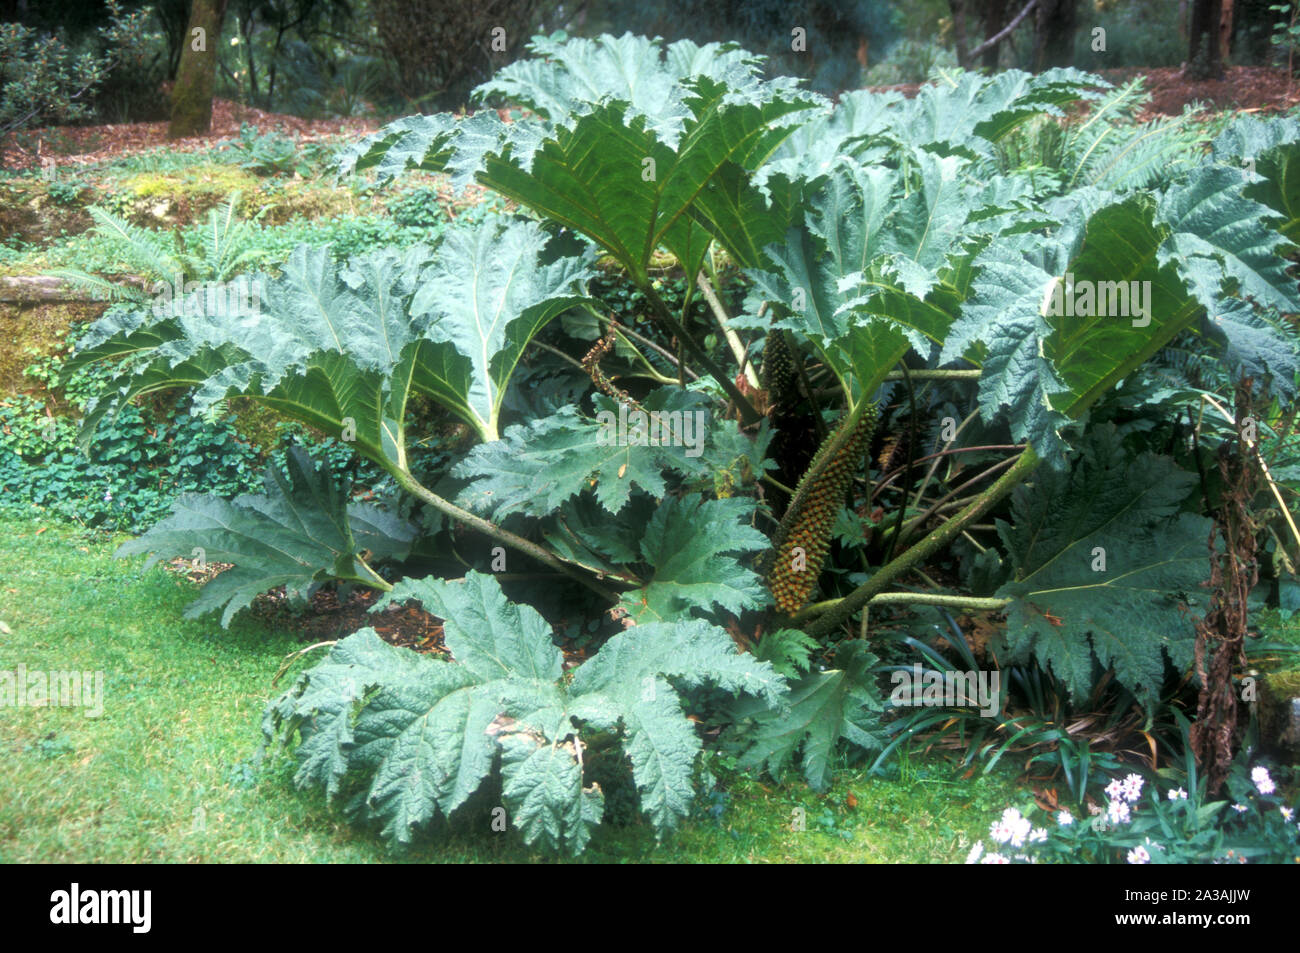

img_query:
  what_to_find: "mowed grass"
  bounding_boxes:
[0,516,1025,863]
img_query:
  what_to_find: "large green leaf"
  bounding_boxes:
[1211,114,1300,242]
[1203,297,1299,401]
[567,616,787,833]
[943,161,1300,462]
[749,156,994,404]
[336,113,462,181]
[265,572,783,852]
[116,447,416,626]
[407,218,594,439]
[735,640,884,792]
[943,195,1208,461]
[993,427,1212,705]
[66,219,594,460]
[478,82,820,280]
[453,391,729,518]
[340,33,768,184]
[340,35,822,278]
[474,32,765,134]
[1158,163,1300,315]
[915,68,1106,153]
[760,68,1104,182]
[617,494,770,623]
[378,573,562,682]
[498,730,604,855]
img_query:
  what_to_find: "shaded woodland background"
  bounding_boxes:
[1,0,1295,157]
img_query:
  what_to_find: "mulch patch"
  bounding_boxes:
[249,584,449,655]
[1,98,382,171]
[9,65,1297,173]
[161,555,447,655]
[866,64,1300,119]
[1095,65,1300,119]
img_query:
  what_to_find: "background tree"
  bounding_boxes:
[592,0,898,95]
[168,0,228,138]
[950,0,1038,69]
[369,0,541,111]
[1033,0,1077,69]
[225,0,353,110]
[979,0,1011,67]
[1188,0,1226,77]
[0,0,150,149]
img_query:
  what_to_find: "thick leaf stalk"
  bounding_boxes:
[767,404,878,614]
[801,446,1041,638]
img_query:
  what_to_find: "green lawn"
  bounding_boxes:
[0,516,1025,863]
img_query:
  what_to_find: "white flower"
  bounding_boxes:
[1232,803,1248,813]
[1168,787,1188,801]
[1106,800,1132,825]
[1004,808,1032,848]
[1057,809,1074,826]
[1252,766,1276,796]
[1104,779,1124,801]
[1029,827,1048,843]
[966,841,984,864]
[103,489,112,503]
[1121,773,1144,802]
[980,852,1010,864]
[1281,807,1294,821]
[991,808,1031,847]
[1127,845,1151,864]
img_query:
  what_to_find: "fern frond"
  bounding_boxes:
[1059,80,1208,191]
[1073,110,1209,191]
[85,206,185,284]
[201,192,257,281]
[44,268,150,303]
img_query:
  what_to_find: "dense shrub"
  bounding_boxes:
[0,0,151,146]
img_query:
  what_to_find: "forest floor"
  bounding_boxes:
[861,64,1300,118]
[5,64,1298,171]
[0,98,380,171]
[1095,65,1300,118]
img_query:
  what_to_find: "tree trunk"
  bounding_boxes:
[1220,0,1234,63]
[1186,0,1224,80]
[168,0,228,139]
[982,0,1011,69]
[951,0,971,67]
[1033,0,1078,71]
[241,13,259,106]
